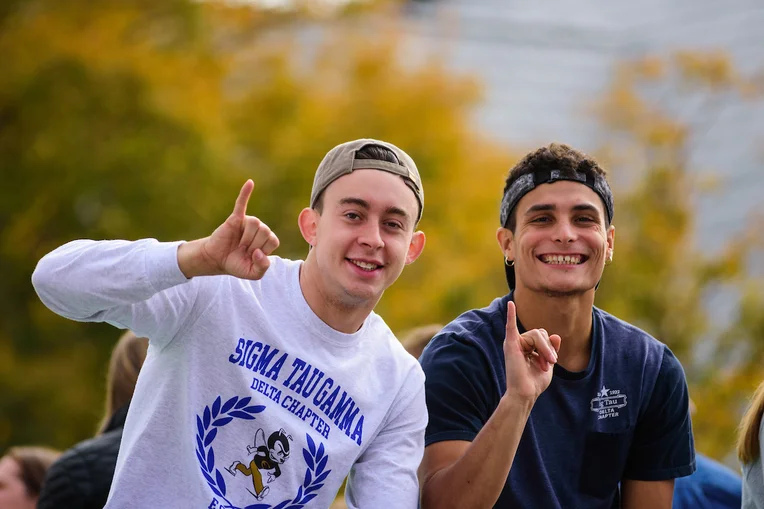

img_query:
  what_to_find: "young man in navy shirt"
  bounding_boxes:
[418,143,696,508]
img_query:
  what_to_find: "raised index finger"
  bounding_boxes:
[233,179,255,217]
[506,300,520,339]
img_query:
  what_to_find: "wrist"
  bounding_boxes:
[498,393,535,419]
[177,238,219,278]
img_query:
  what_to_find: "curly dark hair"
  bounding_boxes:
[502,143,610,231]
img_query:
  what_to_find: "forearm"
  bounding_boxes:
[421,395,534,509]
[32,238,187,321]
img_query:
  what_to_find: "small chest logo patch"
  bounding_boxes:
[590,386,627,420]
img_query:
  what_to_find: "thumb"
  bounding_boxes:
[251,248,271,275]
[505,301,520,339]
[550,334,562,354]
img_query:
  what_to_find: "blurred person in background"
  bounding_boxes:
[32,139,428,509]
[673,399,741,509]
[418,143,695,508]
[0,446,60,509]
[37,330,148,509]
[400,324,443,360]
[738,379,764,508]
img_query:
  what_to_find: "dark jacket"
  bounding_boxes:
[38,404,129,509]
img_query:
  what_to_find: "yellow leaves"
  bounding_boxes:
[641,117,687,149]
[595,75,686,153]
[674,50,736,90]
[670,50,762,97]
[1,2,229,144]
[692,366,764,460]
[627,55,666,81]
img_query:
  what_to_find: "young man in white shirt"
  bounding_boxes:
[33,139,427,509]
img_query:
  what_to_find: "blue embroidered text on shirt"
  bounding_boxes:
[590,386,627,420]
[228,338,366,446]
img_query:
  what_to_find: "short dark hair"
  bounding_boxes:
[502,143,609,232]
[7,446,61,497]
[312,144,402,213]
[355,144,402,164]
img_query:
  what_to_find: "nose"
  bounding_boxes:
[358,222,384,249]
[553,218,577,243]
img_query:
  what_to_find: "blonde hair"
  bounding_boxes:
[737,379,764,465]
[97,330,148,434]
[399,324,443,360]
[6,446,60,497]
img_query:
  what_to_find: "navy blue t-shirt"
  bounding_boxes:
[420,293,696,508]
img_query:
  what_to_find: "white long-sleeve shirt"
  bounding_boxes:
[33,239,427,509]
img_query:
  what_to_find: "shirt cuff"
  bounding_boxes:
[623,460,697,481]
[145,240,189,292]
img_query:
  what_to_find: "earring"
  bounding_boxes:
[505,257,514,267]
[605,252,613,265]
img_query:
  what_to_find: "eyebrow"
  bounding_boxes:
[525,203,603,217]
[572,204,602,217]
[524,204,555,215]
[339,197,411,220]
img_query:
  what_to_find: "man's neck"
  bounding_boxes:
[298,258,376,335]
[513,286,596,372]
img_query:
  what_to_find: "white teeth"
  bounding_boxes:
[542,255,583,265]
[351,260,379,271]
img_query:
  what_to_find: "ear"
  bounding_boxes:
[606,224,615,260]
[496,227,514,261]
[405,231,426,265]
[298,208,319,247]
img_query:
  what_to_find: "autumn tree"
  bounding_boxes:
[3,0,760,470]
[0,0,511,451]
[593,52,764,460]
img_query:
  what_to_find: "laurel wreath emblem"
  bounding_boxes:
[196,395,332,509]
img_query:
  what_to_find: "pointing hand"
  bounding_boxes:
[503,301,562,402]
[178,180,280,279]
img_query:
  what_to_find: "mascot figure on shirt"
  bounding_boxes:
[227,428,293,500]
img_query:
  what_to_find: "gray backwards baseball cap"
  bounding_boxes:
[310,139,424,222]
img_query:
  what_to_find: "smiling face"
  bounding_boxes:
[299,169,425,310]
[498,180,614,297]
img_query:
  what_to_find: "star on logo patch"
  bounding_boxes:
[599,386,609,398]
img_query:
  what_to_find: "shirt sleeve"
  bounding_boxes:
[419,333,498,446]
[623,346,696,480]
[31,238,209,349]
[344,367,427,509]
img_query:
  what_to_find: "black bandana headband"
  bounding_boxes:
[499,169,614,227]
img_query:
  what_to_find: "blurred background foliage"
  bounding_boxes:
[1,0,762,476]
